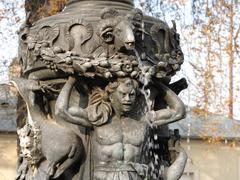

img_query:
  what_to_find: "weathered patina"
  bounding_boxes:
[12,0,188,179]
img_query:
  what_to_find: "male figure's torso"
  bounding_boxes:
[92,116,147,180]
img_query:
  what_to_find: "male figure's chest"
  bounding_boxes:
[95,117,146,147]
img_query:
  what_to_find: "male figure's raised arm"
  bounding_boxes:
[55,76,92,127]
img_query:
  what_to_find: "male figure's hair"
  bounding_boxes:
[105,78,139,94]
[87,78,138,126]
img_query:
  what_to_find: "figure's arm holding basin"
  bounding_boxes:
[55,76,92,127]
[150,82,186,126]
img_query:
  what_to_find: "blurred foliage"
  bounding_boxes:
[137,0,240,119]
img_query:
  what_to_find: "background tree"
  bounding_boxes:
[136,0,240,119]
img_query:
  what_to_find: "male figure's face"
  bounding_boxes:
[110,79,137,116]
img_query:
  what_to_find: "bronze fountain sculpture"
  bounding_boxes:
[12,0,188,179]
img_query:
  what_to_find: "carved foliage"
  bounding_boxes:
[18,5,184,80]
[150,21,184,76]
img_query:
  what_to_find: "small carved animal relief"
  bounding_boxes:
[67,8,141,58]
[150,22,171,57]
[18,12,35,72]
[149,21,184,77]
[169,20,180,50]
[12,78,84,179]
[68,19,93,55]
